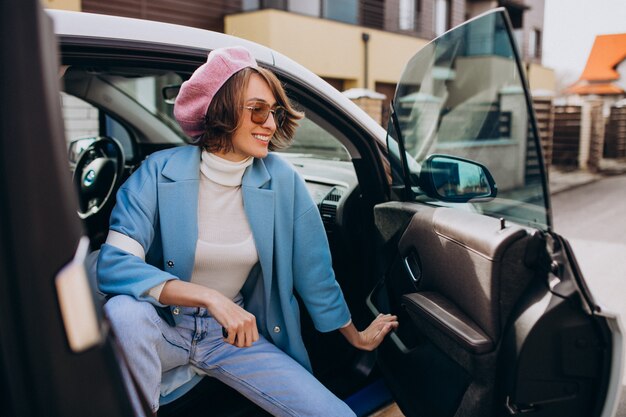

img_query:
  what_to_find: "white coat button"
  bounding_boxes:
[273,326,281,333]
[167,260,174,268]
[172,307,180,315]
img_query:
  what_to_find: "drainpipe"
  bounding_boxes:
[362,32,370,89]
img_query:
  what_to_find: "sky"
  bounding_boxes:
[543,0,626,87]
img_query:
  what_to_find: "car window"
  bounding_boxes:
[91,69,351,164]
[103,71,187,142]
[61,92,99,144]
[387,11,549,230]
[280,116,351,162]
[61,92,135,160]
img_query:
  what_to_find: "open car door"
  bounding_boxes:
[369,8,623,417]
[0,1,149,415]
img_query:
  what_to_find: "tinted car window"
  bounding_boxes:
[280,116,351,162]
[104,72,187,142]
[61,92,135,160]
[388,12,549,230]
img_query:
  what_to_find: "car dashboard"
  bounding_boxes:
[279,153,358,232]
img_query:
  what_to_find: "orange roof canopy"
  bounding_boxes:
[580,33,626,82]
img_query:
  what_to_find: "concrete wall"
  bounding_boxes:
[527,63,556,92]
[225,9,428,90]
[41,0,80,11]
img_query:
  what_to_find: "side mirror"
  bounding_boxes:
[68,137,98,164]
[419,154,497,202]
[162,85,181,104]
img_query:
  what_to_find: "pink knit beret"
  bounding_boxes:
[174,46,258,138]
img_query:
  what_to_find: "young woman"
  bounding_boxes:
[97,46,398,416]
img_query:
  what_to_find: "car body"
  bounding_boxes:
[0,2,623,417]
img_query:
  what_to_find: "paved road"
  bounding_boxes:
[551,173,626,416]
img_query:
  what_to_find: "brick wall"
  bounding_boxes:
[586,100,605,171]
[522,0,544,64]
[351,97,384,125]
[61,93,99,146]
[450,0,465,28]
[418,0,435,38]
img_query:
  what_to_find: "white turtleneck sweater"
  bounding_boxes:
[149,151,258,301]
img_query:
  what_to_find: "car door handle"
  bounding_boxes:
[403,250,422,288]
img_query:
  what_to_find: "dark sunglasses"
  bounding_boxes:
[242,101,286,127]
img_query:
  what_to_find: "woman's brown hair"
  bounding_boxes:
[197,67,303,153]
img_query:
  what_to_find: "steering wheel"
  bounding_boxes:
[72,136,125,219]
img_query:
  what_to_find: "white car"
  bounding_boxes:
[0,2,622,417]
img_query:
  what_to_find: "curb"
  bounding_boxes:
[549,175,603,196]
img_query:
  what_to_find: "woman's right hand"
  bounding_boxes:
[204,289,259,348]
[159,280,259,348]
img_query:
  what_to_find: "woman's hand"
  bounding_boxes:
[204,289,259,348]
[339,314,398,351]
[159,280,259,348]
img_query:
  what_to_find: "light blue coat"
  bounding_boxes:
[97,145,351,373]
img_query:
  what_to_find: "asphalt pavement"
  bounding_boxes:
[550,166,626,417]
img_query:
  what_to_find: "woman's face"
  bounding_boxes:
[219,73,277,162]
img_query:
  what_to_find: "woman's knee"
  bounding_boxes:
[104,295,159,333]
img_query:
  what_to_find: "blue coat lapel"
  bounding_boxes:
[158,146,200,280]
[242,158,274,309]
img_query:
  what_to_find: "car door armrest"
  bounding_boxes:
[402,292,494,354]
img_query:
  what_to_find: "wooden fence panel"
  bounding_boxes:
[605,105,626,158]
[532,96,554,167]
[553,105,581,168]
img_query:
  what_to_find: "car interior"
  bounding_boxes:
[61,61,394,416]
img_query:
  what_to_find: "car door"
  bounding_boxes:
[368,9,623,417]
[0,1,149,415]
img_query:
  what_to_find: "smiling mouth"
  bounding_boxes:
[253,134,270,143]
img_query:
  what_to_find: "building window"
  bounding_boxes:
[434,0,450,36]
[399,0,416,31]
[323,0,358,24]
[242,0,260,11]
[528,28,542,60]
[361,0,384,30]
[322,77,346,92]
[288,0,320,17]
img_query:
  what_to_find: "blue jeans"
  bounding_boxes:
[104,295,356,416]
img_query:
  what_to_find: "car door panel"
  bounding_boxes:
[370,201,613,417]
[398,206,533,344]
[0,2,150,415]
[371,202,541,416]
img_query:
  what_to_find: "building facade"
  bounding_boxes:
[44,0,555,123]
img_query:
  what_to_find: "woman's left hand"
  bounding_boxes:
[339,314,399,351]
